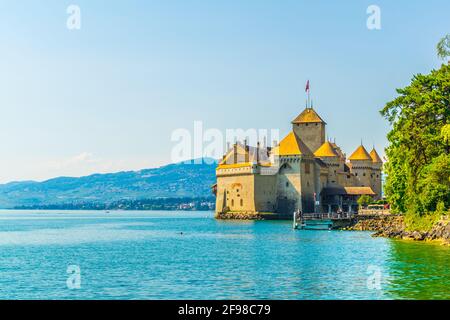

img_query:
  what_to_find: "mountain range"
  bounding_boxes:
[0,159,217,209]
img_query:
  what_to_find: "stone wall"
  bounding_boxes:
[215,173,255,214]
[292,122,325,153]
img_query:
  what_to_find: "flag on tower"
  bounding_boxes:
[305,80,310,93]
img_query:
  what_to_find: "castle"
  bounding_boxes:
[214,105,383,218]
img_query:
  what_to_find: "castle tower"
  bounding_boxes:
[272,131,316,213]
[314,141,340,186]
[292,107,326,153]
[369,148,383,200]
[348,144,373,188]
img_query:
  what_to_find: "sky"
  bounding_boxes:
[0,0,448,183]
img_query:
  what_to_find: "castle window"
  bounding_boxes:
[305,123,309,127]
[231,199,234,206]
[240,199,243,206]
[355,173,358,176]
[363,173,366,177]
[286,182,289,187]
[236,189,239,192]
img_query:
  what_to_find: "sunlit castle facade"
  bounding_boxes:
[214,105,383,218]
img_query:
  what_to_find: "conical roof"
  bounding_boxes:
[348,145,371,161]
[369,148,383,163]
[314,141,339,158]
[272,131,313,156]
[292,107,326,124]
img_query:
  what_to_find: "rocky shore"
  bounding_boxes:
[216,212,265,220]
[347,214,450,245]
[215,211,292,220]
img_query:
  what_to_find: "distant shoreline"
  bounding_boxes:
[9,197,216,212]
[0,208,213,212]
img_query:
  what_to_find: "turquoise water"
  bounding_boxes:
[0,211,448,300]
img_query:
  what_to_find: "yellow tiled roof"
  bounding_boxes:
[272,131,312,156]
[292,108,326,124]
[216,162,252,169]
[314,141,339,158]
[344,187,376,196]
[348,145,371,161]
[369,148,383,163]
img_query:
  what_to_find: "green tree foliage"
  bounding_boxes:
[437,34,450,61]
[442,124,450,143]
[380,60,450,225]
[357,195,373,208]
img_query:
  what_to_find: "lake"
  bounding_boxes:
[0,210,448,300]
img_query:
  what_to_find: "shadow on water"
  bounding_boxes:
[385,240,450,300]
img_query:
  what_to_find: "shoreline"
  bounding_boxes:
[345,214,450,245]
[216,211,450,245]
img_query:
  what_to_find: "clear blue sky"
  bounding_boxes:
[0,0,448,183]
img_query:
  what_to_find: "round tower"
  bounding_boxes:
[369,148,383,200]
[348,145,373,188]
[314,141,339,186]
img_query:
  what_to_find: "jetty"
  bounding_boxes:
[293,211,355,230]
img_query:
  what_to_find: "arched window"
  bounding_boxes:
[231,199,234,207]
[240,199,243,206]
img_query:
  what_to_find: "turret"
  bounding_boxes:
[314,141,339,185]
[369,148,383,199]
[348,144,372,188]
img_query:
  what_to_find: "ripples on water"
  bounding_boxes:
[0,210,448,300]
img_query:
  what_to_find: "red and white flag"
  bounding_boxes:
[305,80,310,93]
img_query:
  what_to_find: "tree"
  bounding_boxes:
[357,195,373,208]
[380,48,449,221]
[437,34,450,61]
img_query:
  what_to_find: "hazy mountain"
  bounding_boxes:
[0,159,217,209]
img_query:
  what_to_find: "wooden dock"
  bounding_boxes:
[293,212,355,230]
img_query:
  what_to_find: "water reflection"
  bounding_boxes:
[385,240,450,300]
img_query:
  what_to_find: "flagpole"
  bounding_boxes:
[308,82,310,108]
[308,90,310,108]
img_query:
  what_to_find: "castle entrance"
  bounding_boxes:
[276,198,296,214]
